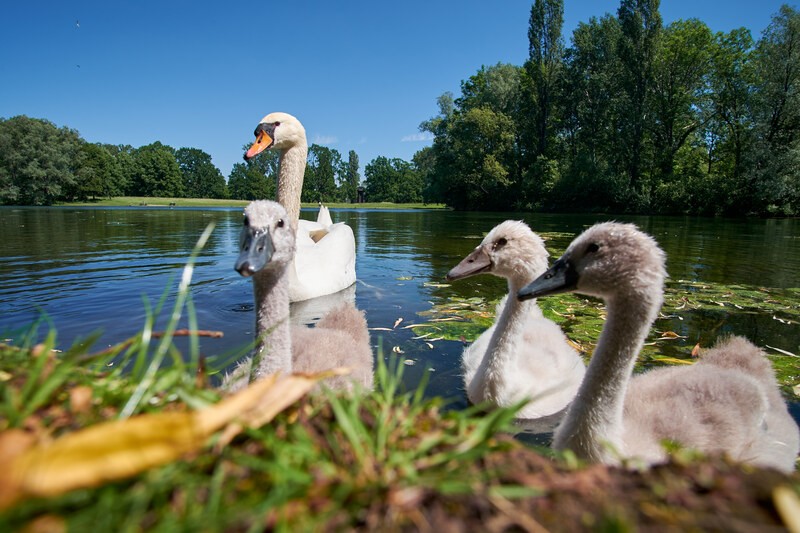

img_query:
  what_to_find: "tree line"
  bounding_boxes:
[415,1,800,216]
[3,2,797,215]
[0,117,426,206]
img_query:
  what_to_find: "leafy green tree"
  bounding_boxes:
[100,144,134,195]
[616,0,662,207]
[749,5,800,214]
[129,142,183,197]
[525,0,565,158]
[649,19,713,198]
[363,156,396,202]
[227,146,278,201]
[303,144,341,203]
[421,64,523,210]
[175,147,227,199]
[341,150,360,203]
[413,146,437,203]
[74,143,123,200]
[706,28,755,213]
[428,107,516,210]
[457,63,523,118]
[420,92,455,138]
[364,156,423,203]
[553,16,626,209]
[0,116,83,205]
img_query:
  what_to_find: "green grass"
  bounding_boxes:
[58,196,449,209]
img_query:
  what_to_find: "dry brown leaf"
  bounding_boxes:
[566,339,584,353]
[691,343,701,357]
[215,369,347,448]
[0,430,36,465]
[0,369,340,510]
[773,485,800,533]
[21,514,66,533]
[69,386,93,414]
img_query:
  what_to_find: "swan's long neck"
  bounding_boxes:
[251,265,292,380]
[276,143,308,225]
[553,293,659,462]
[484,278,539,380]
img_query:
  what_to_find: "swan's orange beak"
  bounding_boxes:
[244,130,273,160]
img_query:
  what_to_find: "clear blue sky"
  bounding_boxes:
[0,1,792,179]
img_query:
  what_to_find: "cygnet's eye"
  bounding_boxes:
[492,237,508,251]
[243,215,250,227]
[586,242,600,254]
[276,219,284,228]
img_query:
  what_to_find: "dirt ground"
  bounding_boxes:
[356,440,798,532]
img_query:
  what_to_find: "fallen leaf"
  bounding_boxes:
[0,369,338,510]
[0,430,36,466]
[392,346,405,354]
[765,345,797,357]
[773,485,800,533]
[22,514,65,533]
[652,356,694,365]
[393,317,404,329]
[69,386,93,414]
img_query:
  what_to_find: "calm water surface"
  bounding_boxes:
[1,207,798,422]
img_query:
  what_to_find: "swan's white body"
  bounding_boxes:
[225,200,372,392]
[518,222,800,472]
[447,221,585,419]
[245,112,356,302]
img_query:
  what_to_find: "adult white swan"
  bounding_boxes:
[446,220,585,419]
[244,112,356,302]
[518,222,800,472]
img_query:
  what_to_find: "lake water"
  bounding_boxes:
[1,206,798,426]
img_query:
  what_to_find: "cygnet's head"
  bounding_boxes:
[234,200,296,277]
[518,222,666,303]
[446,220,549,284]
[244,112,306,160]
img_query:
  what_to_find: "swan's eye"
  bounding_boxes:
[274,121,281,127]
[493,238,508,251]
[277,219,284,228]
[586,243,600,254]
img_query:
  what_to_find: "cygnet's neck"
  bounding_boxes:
[553,292,660,462]
[276,143,308,224]
[251,264,292,379]
[484,274,543,377]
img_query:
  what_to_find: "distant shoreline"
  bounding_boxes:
[53,197,449,210]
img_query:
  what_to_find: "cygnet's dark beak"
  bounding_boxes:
[235,226,274,276]
[446,245,492,281]
[518,256,577,300]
